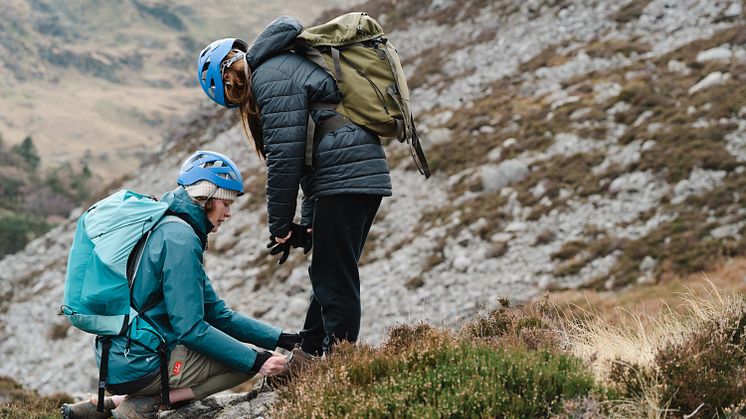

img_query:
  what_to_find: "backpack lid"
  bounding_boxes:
[85,190,169,276]
[299,12,384,47]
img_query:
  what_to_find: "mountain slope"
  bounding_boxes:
[0,0,351,179]
[1,0,745,397]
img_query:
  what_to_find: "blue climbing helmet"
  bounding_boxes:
[177,150,244,195]
[197,38,249,108]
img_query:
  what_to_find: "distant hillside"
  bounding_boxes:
[0,135,97,257]
[0,0,352,180]
[1,0,746,403]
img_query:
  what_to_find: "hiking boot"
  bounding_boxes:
[112,395,159,419]
[267,346,316,387]
[61,397,115,419]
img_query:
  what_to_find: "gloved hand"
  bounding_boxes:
[294,224,312,254]
[267,224,313,264]
[267,237,291,265]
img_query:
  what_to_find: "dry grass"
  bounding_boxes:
[0,376,72,419]
[519,43,573,73]
[552,257,746,321]
[611,0,653,24]
[560,279,746,416]
[585,39,652,59]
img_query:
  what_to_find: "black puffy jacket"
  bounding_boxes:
[246,16,392,238]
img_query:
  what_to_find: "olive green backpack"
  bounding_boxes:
[295,12,432,178]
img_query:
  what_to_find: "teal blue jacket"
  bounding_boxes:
[97,187,281,385]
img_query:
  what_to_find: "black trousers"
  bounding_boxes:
[299,194,382,355]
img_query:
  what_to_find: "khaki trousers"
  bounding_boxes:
[132,345,253,400]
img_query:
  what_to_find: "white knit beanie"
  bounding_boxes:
[184,180,238,202]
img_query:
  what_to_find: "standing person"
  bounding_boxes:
[62,151,300,419]
[197,16,391,360]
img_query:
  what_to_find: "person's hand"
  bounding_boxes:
[285,224,312,253]
[267,238,291,264]
[259,354,287,376]
[267,224,312,263]
[275,230,292,244]
[298,225,312,254]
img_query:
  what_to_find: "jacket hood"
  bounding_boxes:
[246,16,303,69]
[160,187,213,247]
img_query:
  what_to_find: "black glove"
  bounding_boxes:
[295,224,312,254]
[267,224,313,264]
[276,332,302,351]
[267,238,291,265]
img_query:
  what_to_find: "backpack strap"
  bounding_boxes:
[96,336,112,413]
[330,47,343,83]
[408,117,432,178]
[305,103,353,168]
[127,215,188,289]
[119,215,186,410]
[378,45,432,179]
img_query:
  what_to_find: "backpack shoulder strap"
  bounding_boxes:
[126,215,189,290]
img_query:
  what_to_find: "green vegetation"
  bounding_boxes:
[0,376,72,419]
[4,291,744,418]
[10,136,40,171]
[0,135,97,258]
[0,215,50,256]
[274,298,601,418]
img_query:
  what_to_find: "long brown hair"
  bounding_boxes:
[223,51,265,158]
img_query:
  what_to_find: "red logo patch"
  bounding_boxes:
[172,361,183,376]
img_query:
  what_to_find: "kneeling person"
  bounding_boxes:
[63,151,300,419]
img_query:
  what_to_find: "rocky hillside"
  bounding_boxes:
[1,0,745,401]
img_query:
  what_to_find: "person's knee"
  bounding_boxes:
[314,291,361,312]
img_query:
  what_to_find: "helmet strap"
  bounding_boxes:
[220,50,246,75]
[242,54,250,84]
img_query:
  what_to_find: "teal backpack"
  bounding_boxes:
[61,189,184,411]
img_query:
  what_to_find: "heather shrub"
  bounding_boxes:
[463,295,560,350]
[654,301,746,417]
[274,300,599,418]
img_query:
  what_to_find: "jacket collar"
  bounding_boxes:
[160,187,213,248]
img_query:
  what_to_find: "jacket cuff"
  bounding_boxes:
[250,351,272,375]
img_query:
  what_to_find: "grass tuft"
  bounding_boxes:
[564,283,746,416]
